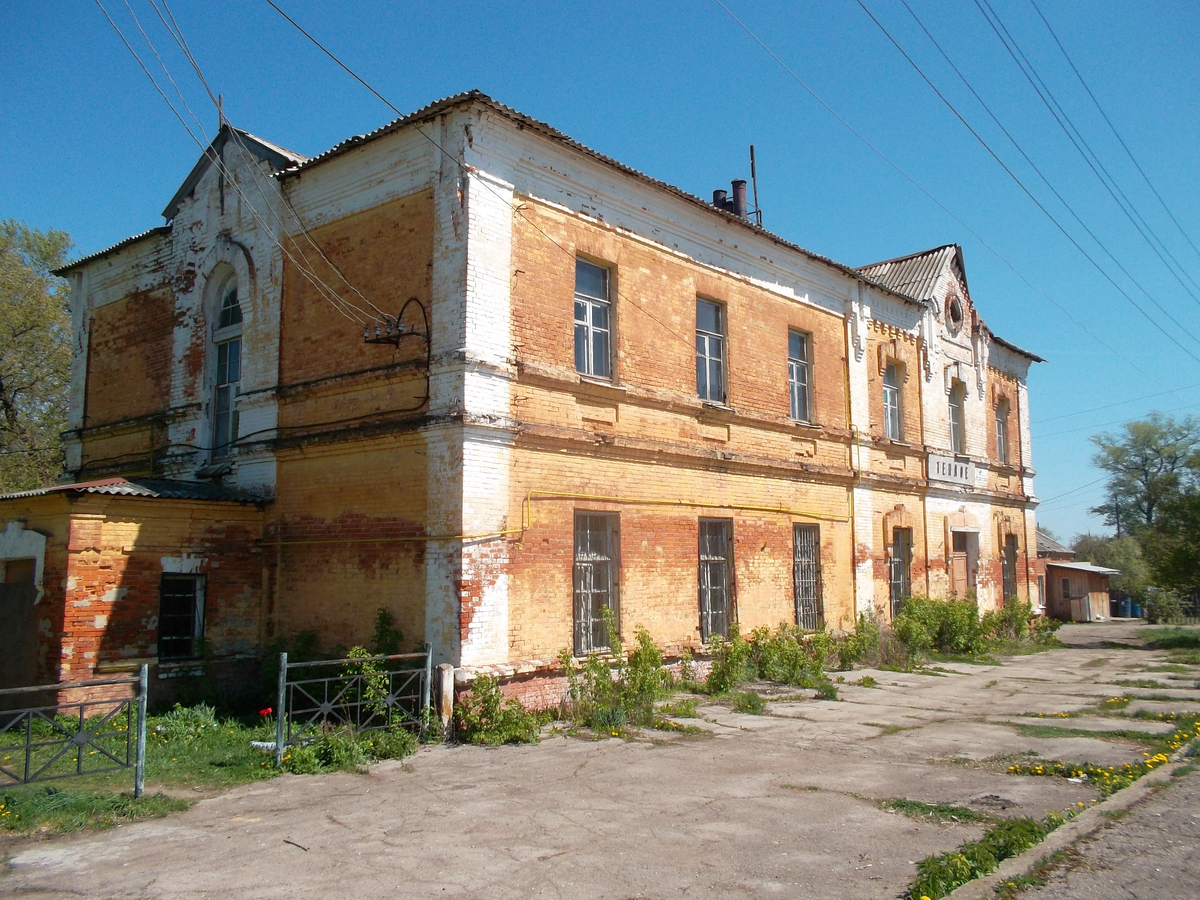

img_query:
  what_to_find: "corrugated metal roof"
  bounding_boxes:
[1037,529,1071,554]
[278,90,923,308]
[52,226,172,276]
[855,244,959,304]
[1045,560,1121,576]
[0,477,262,504]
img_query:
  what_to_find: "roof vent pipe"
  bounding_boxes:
[731,180,748,218]
[713,189,728,208]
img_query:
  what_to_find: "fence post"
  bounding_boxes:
[275,652,287,767]
[421,643,433,738]
[134,663,148,799]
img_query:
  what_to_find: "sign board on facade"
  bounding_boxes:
[928,453,974,486]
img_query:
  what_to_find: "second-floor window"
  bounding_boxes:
[788,331,811,422]
[696,299,725,403]
[574,259,611,379]
[996,398,1010,464]
[948,379,966,453]
[883,361,902,441]
[212,275,242,460]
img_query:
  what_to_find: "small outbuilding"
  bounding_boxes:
[1044,560,1120,623]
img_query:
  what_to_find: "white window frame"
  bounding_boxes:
[696,299,726,404]
[883,361,903,441]
[573,259,612,380]
[211,273,243,461]
[788,331,811,422]
[948,379,966,454]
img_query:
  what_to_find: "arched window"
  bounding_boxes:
[995,398,1010,465]
[210,270,243,460]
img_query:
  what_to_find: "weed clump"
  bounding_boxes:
[908,816,1054,899]
[456,675,546,745]
[731,690,765,714]
[281,725,416,774]
[0,787,187,834]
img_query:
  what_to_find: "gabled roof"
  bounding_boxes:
[0,476,261,504]
[1037,529,1072,555]
[162,124,307,221]
[855,244,963,305]
[53,226,172,275]
[1045,560,1121,576]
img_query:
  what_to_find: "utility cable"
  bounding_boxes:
[975,0,1200,304]
[712,0,1165,387]
[1036,379,1200,424]
[855,0,1200,362]
[1030,0,1200,268]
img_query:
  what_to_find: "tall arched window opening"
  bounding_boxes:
[211,272,243,460]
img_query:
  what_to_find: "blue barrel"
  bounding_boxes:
[1131,602,1144,618]
[1119,597,1131,618]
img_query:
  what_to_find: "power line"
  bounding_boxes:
[711,0,1167,387]
[1036,380,1200,424]
[1037,400,1200,440]
[261,0,705,358]
[975,0,1200,305]
[855,0,1200,363]
[1029,0,1200,270]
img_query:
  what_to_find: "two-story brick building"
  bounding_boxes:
[0,92,1041,697]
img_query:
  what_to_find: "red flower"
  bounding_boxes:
[259,707,273,716]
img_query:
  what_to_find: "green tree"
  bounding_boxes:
[1071,533,1151,602]
[1089,414,1200,535]
[0,220,73,492]
[1143,489,1200,600]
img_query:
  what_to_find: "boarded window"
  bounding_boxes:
[158,574,205,661]
[1001,534,1019,602]
[699,518,733,641]
[889,527,913,618]
[793,524,822,630]
[573,513,618,655]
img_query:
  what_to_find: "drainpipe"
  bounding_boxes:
[843,306,858,618]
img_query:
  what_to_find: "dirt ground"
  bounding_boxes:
[2,620,1198,899]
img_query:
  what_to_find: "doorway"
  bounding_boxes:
[950,530,978,598]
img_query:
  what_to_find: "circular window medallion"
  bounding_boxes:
[946,294,964,333]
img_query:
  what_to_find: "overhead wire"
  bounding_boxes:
[711,0,1166,387]
[95,0,376,325]
[1037,399,1200,440]
[1036,379,1200,424]
[261,0,705,357]
[974,0,1200,304]
[1029,0,1200,268]
[854,0,1200,362]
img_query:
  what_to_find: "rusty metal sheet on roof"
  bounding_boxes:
[0,477,262,504]
[856,245,958,304]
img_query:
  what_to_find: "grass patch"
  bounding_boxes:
[1010,723,1160,743]
[854,675,880,688]
[1145,664,1193,673]
[1113,679,1164,689]
[658,697,701,718]
[994,847,1083,899]
[864,722,922,737]
[649,717,706,735]
[731,690,765,715]
[0,787,188,834]
[1169,649,1200,665]
[1144,628,1200,650]
[1083,657,1111,667]
[881,798,989,824]
[908,815,1064,900]
[782,783,821,791]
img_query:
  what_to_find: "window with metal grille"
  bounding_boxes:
[889,527,913,618]
[574,259,611,379]
[698,518,733,641]
[793,524,822,630]
[996,399,1010,464]
[788,331,811,422]
[158,574,205,660]
[573,512,618,655]
[948,379,965,453]
[1001,533,1019,602]
[213,338,241,458]
[883,362,903,441]
[696,299,726,403]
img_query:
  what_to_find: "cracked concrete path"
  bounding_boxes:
[2,621,1198,899]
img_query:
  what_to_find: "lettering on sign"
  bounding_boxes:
[928,453,974,486]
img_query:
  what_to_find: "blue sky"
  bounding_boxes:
[3,0,1198,541]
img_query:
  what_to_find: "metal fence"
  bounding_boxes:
[0,666,148,797]
[274,647,431,766]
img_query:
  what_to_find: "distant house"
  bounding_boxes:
[1036,529,1118,622]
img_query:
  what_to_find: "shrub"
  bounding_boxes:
[1143,590,1185,625]
[894,596,984,657]
[155,702,219,740]
[456,675,544,745]
[560,611,671,729]
[704,625,753,695]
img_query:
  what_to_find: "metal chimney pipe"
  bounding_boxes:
[731,180,748,218]
[712,189,728,209]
